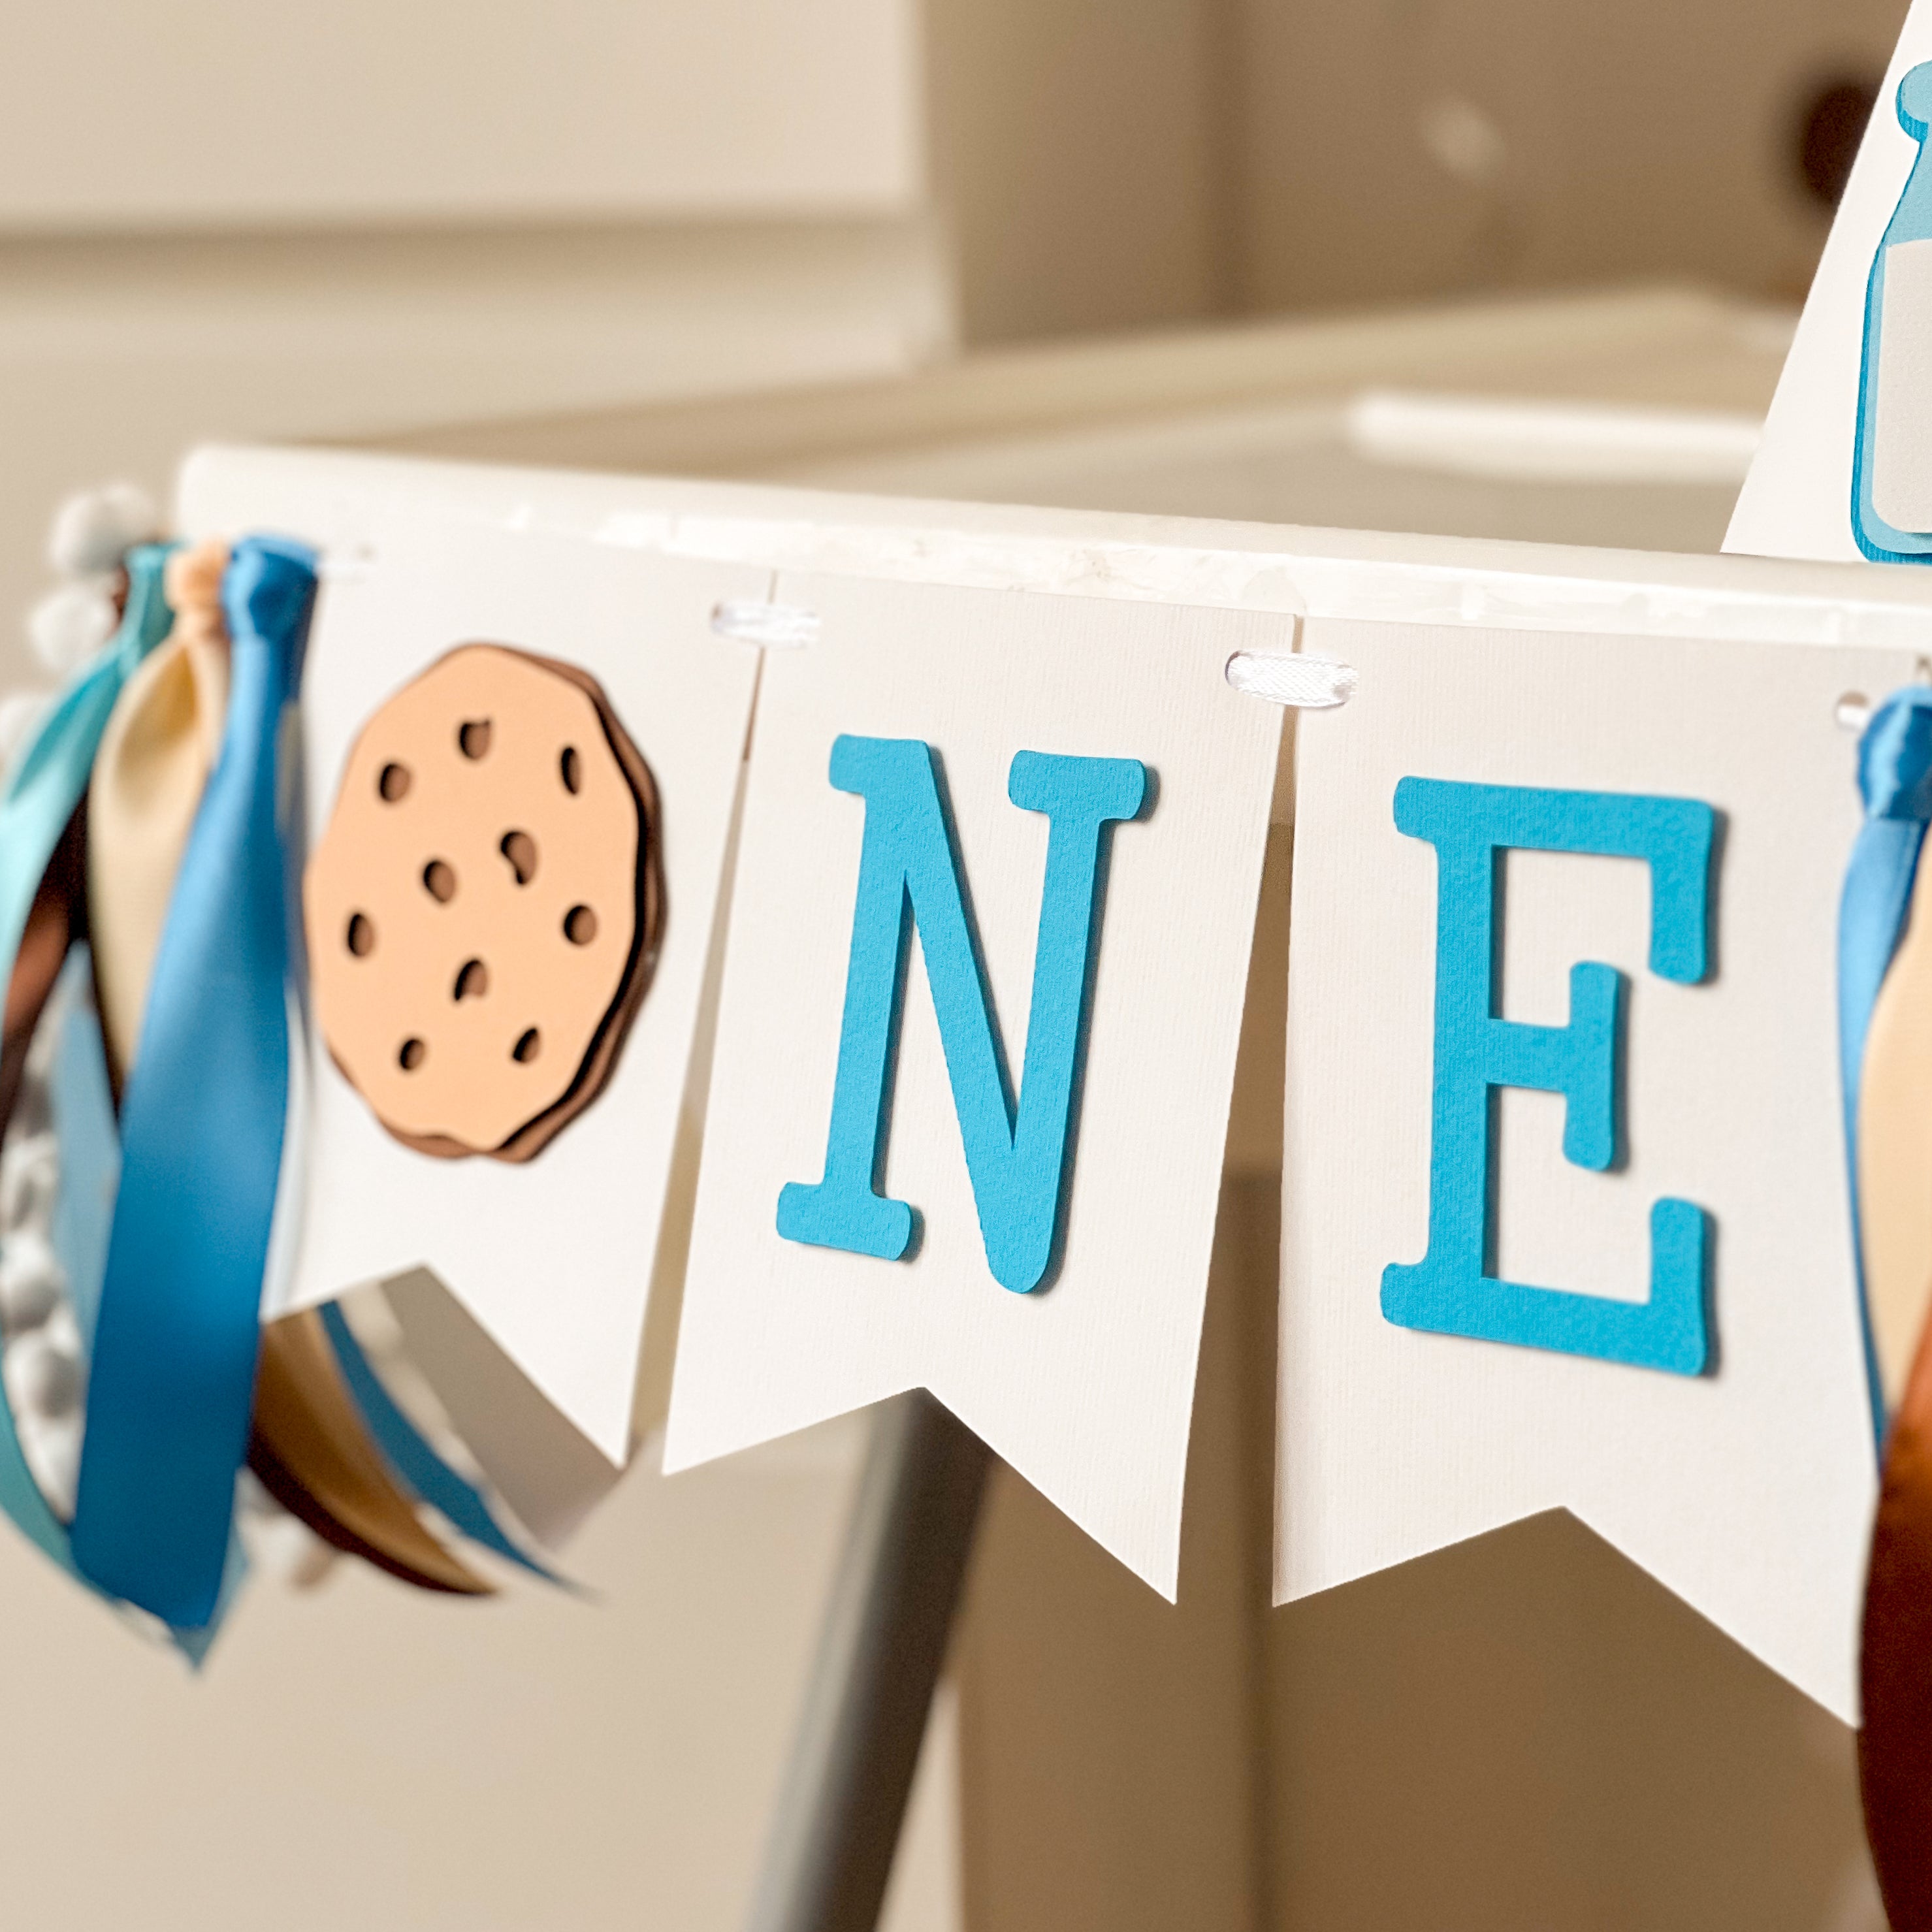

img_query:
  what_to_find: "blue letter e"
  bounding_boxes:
[777,737,1146,1295]
[1381,778,1716,1375]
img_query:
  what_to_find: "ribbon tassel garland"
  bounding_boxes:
[71,538,318,1625]
[0,522,553,1637]
[86,539,532,1605]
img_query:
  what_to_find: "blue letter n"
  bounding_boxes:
[1381,777,1716,1375]
[777,736,1146,1294]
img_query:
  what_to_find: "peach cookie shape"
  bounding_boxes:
[304,645,662,1163]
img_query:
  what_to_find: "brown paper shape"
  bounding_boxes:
[1859,851,1932,1408]
[0,805,86,1144]
[1860,1301,1932,1929]
[305,644,662,1161]
[86,539,231,1083]
[1857,845,1932,1928]
[249,1310,492,1597]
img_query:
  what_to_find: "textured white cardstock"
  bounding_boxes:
[253,502,764,1466]
[1726,0,1932,562]
[1280,617,1916,1721]
[664,573,1281,1595]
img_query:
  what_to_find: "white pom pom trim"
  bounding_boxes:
[46,482,158,579]
[26,581,117,675]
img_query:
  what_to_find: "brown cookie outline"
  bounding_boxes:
[310,645,664,1164]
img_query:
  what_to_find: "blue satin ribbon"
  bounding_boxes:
[318,1305,559,1583]
[1838,687,1932,1448]
[0,549,172,1592]
[71,537,318,1627]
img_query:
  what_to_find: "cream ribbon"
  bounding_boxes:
[1860,846,1932,1409]
[87,540,231,1082]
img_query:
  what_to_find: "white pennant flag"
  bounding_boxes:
[179,449,768,1530]
[665,570,1282,1596]
[1279,612,1913,1722]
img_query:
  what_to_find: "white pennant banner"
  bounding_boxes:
[1279,613,1914,1722]
[178,442,1932,1685]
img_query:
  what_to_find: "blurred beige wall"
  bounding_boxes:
[931,0,1912,343]
[1229,0,1908,315]
[0,0,953,690]
[0,217,952,691]
[0,0,924,229]
[926,0,1239,343]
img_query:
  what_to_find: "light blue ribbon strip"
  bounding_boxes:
[0,549,172,1593]
[318,1304,560,1583]
[71,537,318,1628]
[1838,687,1932,1449]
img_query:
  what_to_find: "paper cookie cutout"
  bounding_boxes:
[306,644,662,1163]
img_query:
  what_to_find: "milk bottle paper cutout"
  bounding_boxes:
[1727,0,1932,563]
[275,504,766,1477]
[1856,65,1932,560]
[665,575,1281,1596]
[1280,617,1914,1722]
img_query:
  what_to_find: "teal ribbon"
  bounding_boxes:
[71,537,317,1627]
[0,549,172,1591]
[319,1305,558,1583]
[1838,687,1932,1449]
